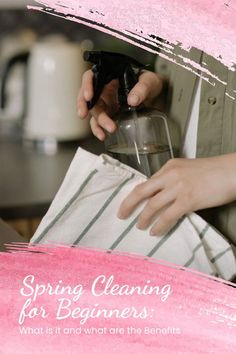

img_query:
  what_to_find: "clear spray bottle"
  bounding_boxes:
[84,51,174,177]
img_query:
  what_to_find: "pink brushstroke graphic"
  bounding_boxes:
[29,0,236,90]
[0,244,235,354]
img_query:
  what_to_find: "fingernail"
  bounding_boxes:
[84,90,91,101]
[78,109,83,118]
[129,94,140,106]
[96,133,104,141]
[150,229,156,236]
[136,222,145,230]
[150,229,162,237]
[117,211,125,219]
[105,125,113,133]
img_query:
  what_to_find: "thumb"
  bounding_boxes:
[127,70,163,107]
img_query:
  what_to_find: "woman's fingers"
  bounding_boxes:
[90,117,106,141]
[77,95,89,119]
[137,190,176,230]
[118,178,164,219]
[81,70,94,101]
[78,70,163,143]
[91,99,117,134]
[150,202,185,236]
[118,177,185,236]
[78,72,118,137]
[77,70,94,118]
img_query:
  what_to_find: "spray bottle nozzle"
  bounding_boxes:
[83,51,145,110]
[83,51,101,65]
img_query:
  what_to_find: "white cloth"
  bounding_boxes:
[182,76,202,158]
[31,148,236,281]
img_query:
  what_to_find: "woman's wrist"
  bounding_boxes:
[217,153,236,200]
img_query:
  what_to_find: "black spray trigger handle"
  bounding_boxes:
[86,66,105,110]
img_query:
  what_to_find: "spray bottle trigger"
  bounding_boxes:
[86,70,105,110]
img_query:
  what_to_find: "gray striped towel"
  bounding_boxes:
[31,148,236,280]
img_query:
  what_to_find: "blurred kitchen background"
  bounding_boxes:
[0,1,156,241]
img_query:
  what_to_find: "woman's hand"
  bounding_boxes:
[118,154,236,236]
[77,69,163,140]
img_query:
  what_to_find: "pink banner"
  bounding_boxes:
[0,244,236,354]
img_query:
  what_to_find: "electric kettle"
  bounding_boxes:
[0,39,90,142]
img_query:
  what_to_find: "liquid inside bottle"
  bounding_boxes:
[107,143,171,177]
[106,108,174,177]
